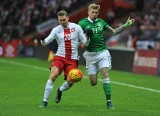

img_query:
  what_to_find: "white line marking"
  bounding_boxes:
[1,59,160,93]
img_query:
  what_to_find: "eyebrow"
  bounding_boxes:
[59,19,66,21]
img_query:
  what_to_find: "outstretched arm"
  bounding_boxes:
[107,17,135,35]
[40,28,56,46]
[40,33,54,46]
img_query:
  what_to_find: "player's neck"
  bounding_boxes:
[88,17,97,23]
[62,22,69,29]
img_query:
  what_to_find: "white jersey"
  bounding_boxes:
[41,22,89,60]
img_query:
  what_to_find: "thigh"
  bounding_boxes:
[64,59,78,80]
[98,50,112,70]
[87,64,98,75]
[49,66,60,81]
[83,51,98,68]
[98,58,111,70]
[51,57,64,75]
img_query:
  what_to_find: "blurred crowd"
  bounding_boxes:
[1,0,160,49]
[105,0,160,49]
[0,0,92,41]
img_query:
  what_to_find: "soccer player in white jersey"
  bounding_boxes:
[39,10,90,108]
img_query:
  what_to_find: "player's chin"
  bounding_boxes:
[63,24,67,28]
[92,17,97,21]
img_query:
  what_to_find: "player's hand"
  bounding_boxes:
[86,28,93,37]
[40,33,47,41]
[124,17,135,28]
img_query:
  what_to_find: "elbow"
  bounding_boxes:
[110,30,116,36]
[112,32,116,36]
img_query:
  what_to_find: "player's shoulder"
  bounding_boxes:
[50,25,61,33]
[97,18,108,25]
[55,25,62,29]
[52,25,61,30]
[69,22,81,28]
[69,22,79,26]
[79,18,88,23]
[97,18,105,22]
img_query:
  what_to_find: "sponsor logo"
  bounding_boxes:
[134,51,157,68]
[5,44,15,57]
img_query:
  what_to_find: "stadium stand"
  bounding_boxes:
[0,0,94,40]
[0,0,159,58]
[105,0,160,50]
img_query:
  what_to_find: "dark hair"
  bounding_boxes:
[57,10,68,17]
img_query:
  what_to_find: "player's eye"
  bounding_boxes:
[91,11,98,14]
[60,19,66,22]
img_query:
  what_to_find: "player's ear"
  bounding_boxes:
[57,19,60,24]
[88,9,90,15]
[57,17,60,23]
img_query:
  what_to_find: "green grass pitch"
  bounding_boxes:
[0,58,160,116]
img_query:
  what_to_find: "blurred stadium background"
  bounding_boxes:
[1,0,160,76]
[1,0,160,116]
[0,0,160,76]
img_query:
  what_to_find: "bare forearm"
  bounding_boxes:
[114,25,125,35]
[107,26,125,35]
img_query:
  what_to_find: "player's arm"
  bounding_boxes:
[107,17,135,35]
[40,33,47,46]
[40,29,55,46]
[107,26,125,35]
[78,25,90,46]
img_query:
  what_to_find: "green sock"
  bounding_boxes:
[103,83,111,101]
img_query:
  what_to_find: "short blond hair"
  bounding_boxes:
[88,3,100,10]
[57,10,68,17]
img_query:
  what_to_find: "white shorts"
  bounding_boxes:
[83,50,112,75]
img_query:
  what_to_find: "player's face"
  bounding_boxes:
[88,9,99,21]
[58,15,69,28]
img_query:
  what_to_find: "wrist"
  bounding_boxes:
[123,20,133,28]
[123,23,127,28]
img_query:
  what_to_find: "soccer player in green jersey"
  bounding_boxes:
[79,3,135,109]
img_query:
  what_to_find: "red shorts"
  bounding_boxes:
[51,56,78,79]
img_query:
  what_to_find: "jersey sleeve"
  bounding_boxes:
[41,28,56,46]
[78,20,85,32]
[77,25,90,46]
[101,19,110,30]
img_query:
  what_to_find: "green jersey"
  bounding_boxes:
[79,18,110,52]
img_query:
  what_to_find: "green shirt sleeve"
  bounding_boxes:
[101,19,110,30]
[78,20,85,31]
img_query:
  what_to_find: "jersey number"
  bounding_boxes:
[64,34,71,41]
[92,28,98,34]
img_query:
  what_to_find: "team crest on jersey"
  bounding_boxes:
[71,28,75,32]
[97,23,102,29]
[86,26,91,29]
[98,26,102,30]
